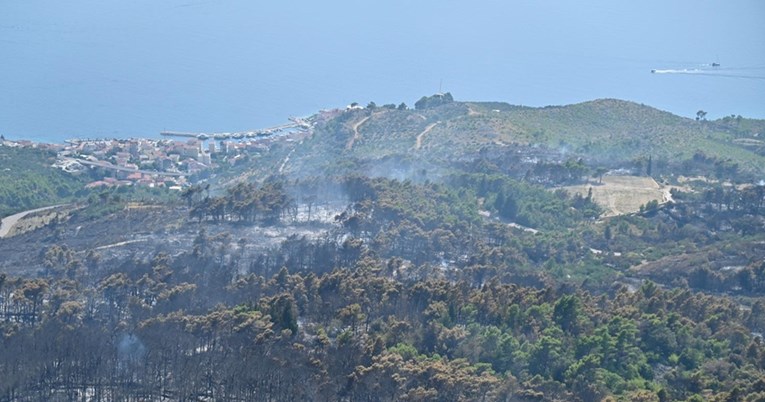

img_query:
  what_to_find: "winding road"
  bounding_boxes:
[0,205,64,238]
[415,122,439,150]
[64,158,188,177]
[346,114,373,150]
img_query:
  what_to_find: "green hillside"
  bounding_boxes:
[0,146,87,217]
[466,99,763,167]
[286,98,765,178]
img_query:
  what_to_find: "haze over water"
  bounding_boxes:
[2,0,764,143]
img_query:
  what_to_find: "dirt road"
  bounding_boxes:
[0,205,64,238]
[415,122,439,150]
[346,114,373,150]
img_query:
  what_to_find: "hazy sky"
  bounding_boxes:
[1,0,764,141]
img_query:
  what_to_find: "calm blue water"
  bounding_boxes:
[2,0,764,143]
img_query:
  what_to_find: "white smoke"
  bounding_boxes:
[117,333,146,365]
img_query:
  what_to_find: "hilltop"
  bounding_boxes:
[283,97,765,179]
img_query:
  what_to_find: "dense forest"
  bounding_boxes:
[1,100,765,401]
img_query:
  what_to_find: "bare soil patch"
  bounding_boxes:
[561,176,666,217]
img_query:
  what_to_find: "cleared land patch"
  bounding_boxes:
[561,175,667,217]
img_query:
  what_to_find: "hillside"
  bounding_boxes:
[0,145,87,217]
[1,171,763,401]
[467,99,763,168]
[283,98,765,179]
[1,97,765,401]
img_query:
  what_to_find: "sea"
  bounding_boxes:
[2,0,764,143]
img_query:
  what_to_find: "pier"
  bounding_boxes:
[160,118,310,141]
[158,131,199,139]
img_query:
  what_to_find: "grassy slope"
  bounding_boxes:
[465,99,765,169]
[240,99,765,180]
[326,99,765,171]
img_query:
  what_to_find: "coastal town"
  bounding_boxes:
[1,117,316,191]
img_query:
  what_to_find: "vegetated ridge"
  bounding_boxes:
[285,97,764,179]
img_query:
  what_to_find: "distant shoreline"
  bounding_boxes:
[1,132,165,146]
